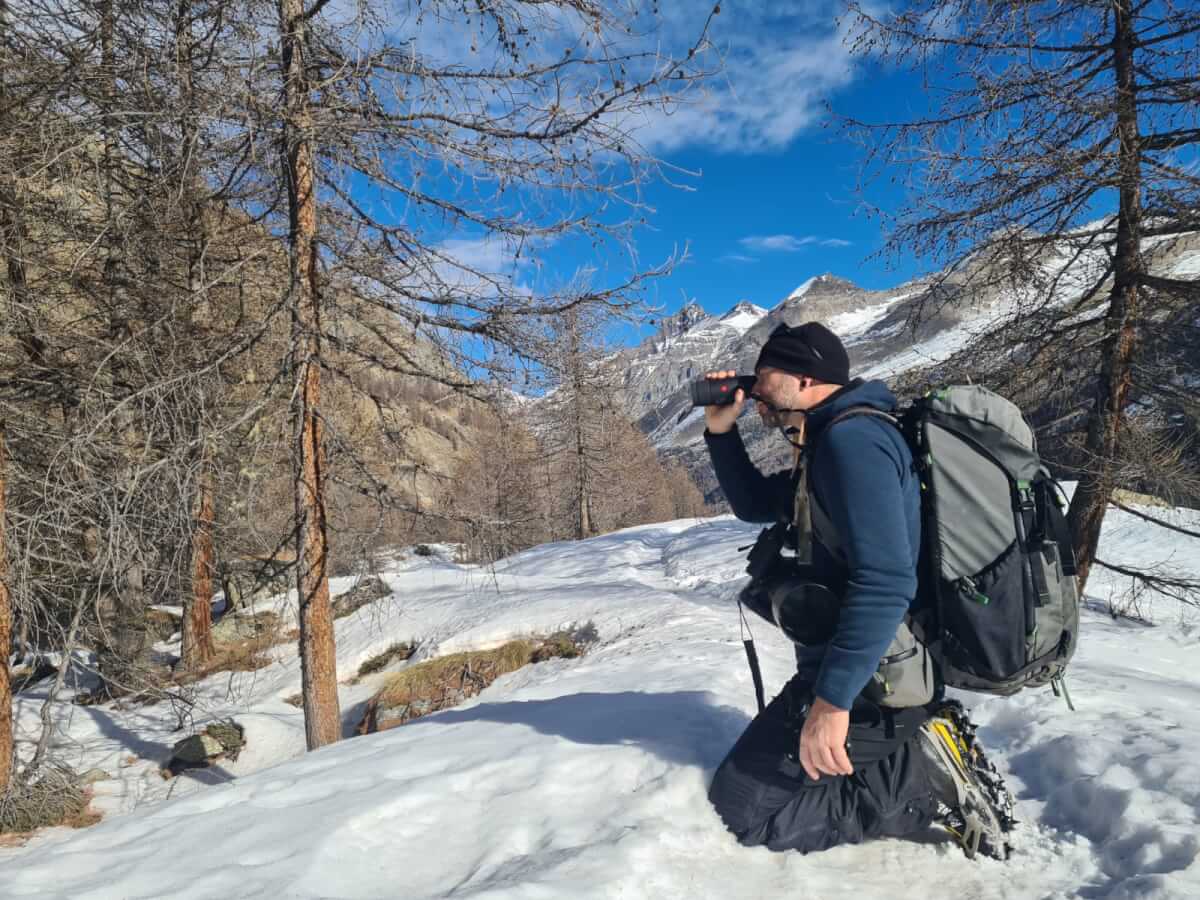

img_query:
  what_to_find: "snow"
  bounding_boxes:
[787,275,819,300]
[827,290,917,341]
[860,315,989,380]
[1171,252,1200,278]
[717,303,767,334]
[4,502,1200,899]
[859,241,1110,380]
[665,406,706,442]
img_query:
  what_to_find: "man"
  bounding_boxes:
[703,321,1008,858]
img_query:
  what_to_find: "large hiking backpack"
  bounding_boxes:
[830,385,1080,699]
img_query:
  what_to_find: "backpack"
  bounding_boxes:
[820,385,1080,702]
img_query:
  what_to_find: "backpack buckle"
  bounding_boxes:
[1017,482,1036,509]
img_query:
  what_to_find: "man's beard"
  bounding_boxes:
[759,406,784,429]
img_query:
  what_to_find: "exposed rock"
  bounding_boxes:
[357,632,586,735]
[146,608,181,641]
[332,575,391,619]
[212,610,279,644]
[355,641,416,679]
[165,721,246,775]
[220,555,294,611]
[204,721,246,761]
[10,659,57,694]
[169,733,224,766]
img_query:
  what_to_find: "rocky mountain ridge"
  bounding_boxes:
[609,232,1200,504]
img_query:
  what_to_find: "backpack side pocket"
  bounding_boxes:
[864,620,935,709]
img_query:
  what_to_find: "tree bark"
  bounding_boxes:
[175,1,216,674]
[93,0,149,696]
[280,0,340,749]
[183,456,216,669]
[0,423,13,794]
[566,312,592,540]
[575,425,592,540]
[1067,0,1145,591]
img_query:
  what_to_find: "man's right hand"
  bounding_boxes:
[703,370,747,435]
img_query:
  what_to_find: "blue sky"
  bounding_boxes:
[358,1,1192,370]
[358,1,941,354]
[546,2,934,343]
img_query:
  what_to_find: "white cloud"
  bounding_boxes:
[628,1,859,154]
[323,1,856,166]
[418,235,541,301]
[718,253,759,264]
[739,234,852,252]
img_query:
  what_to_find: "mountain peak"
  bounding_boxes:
[716,300,767,334]
[722,300,766,319]
[658,301,708,339]
[786,273,862,302]
[787,276,821,300]
[777,273,864,309]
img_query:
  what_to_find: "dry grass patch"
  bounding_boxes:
[354,641,417,680]
[358,631,585,734]
[174,611,291,684]
[1112,488,1172,508]
[0,769,94,837]
[175,634,277,684]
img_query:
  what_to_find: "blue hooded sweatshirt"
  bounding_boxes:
[704,379,922,711]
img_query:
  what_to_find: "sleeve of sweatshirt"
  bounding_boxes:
[703,425,793,524]
[811,420,917,710]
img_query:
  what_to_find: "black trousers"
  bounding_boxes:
[708,674,938,853]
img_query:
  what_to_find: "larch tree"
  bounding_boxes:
[277,0,341,749]
[843,0,1200,595]
[0,422,11,795]
[253,0,718,746]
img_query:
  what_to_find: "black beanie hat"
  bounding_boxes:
[754,321,850,385]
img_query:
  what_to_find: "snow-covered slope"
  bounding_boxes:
[3,500,1199,899]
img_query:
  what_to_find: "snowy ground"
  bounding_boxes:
[3,501,1199,900]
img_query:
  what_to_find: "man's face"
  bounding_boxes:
[753,366,817,424]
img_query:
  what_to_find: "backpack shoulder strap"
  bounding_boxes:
[806,405,904,561]
[826,405,899,430]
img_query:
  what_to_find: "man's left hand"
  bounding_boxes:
[798,697,853,780]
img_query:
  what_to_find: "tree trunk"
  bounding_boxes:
[1067,0,1145,591]
[0,424,13,793]
[565,311,593,540]
[174,3,216,673]
[575,427,592,540]
[182,457,216,669]
[1,19,25,778]
[96,0,148,696]
[280,0,340,749]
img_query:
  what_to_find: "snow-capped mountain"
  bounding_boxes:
[610,230,1200,504]
[719,300,768,332]
[611,271,933,468]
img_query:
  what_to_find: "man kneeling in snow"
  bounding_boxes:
[702,322,1008,859]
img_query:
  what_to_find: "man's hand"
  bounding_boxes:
[799,697,853,780]
[703,369,747,435]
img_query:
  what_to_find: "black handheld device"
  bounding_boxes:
[689,374,756,407]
